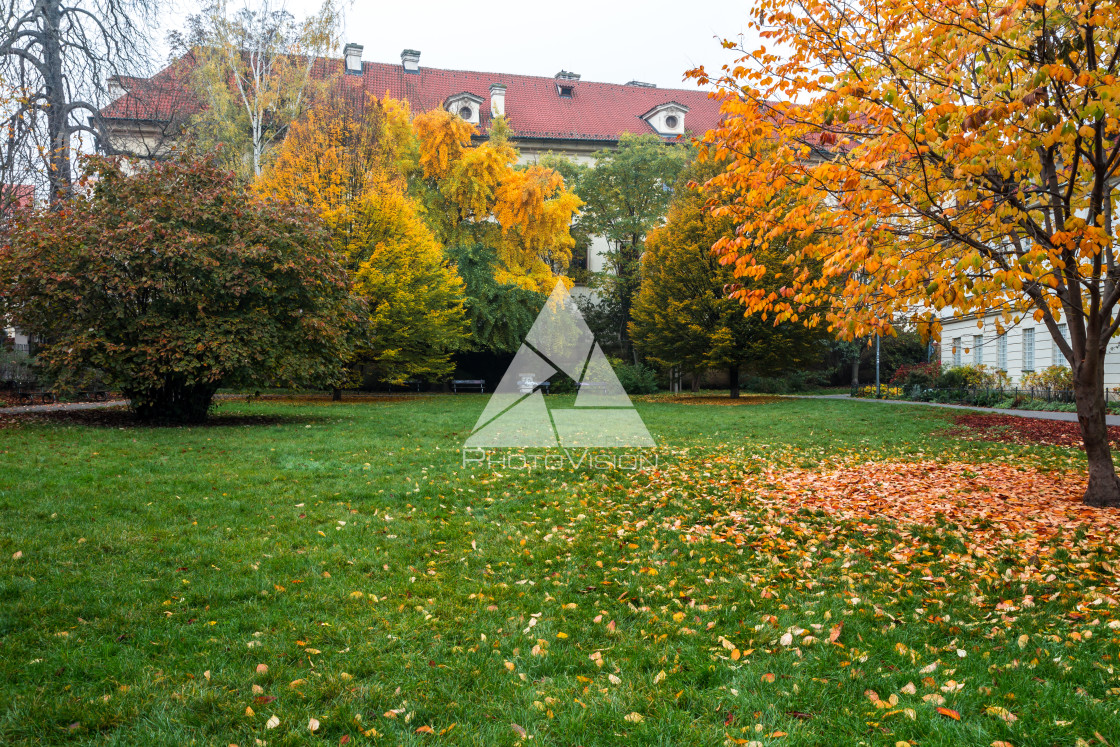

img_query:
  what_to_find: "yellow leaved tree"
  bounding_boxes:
[691,0,1120,506]
[255,86,466,384]
[412,109,581,294]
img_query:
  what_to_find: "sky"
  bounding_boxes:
[154,0,754,91]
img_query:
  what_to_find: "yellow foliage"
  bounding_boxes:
[413,109,580,294]
[256,86,466,381]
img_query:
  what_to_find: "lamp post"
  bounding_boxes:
[875,332,881,398]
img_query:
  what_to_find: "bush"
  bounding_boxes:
[1,154,357,422]
[1021,365,1074,391]
[610,359,659,395]
[938,364,1009,389]
[890,361,941,390]
[741,370,830,394]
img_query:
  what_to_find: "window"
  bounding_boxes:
[1054,323,1068,366]
[973,334,983,366]
[997,333,1007,370]
[952,337,962,366]
[1023,328,1034,372]
[665,115,679,129]
[459,105,473,119]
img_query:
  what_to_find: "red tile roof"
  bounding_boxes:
[101,54,725,143]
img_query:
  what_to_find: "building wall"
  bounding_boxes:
[939,313,1120,388]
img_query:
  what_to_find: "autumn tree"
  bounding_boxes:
[0,0,160,202]
[691,0,1120,506]
[172,0,340,181]
[631,154,825,396]
[0,153,355,422]
[412,110,581,295]
[567,133,688,357]
[255,88,467,384]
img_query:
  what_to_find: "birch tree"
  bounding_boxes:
[172,0,340,181]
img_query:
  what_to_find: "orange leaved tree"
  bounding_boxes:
[691,0,1120,506]
[412,110,581,294]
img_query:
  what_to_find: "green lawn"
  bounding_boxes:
[0,395,1117,745]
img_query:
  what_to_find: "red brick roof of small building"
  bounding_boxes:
[101,53,726,143]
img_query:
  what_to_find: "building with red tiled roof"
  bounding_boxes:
[100,46,725,163]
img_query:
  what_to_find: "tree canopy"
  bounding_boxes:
[563,133,688,355]
[631,154,825,395]
[255,88,467,384]
[412,111,581,295]
[690,0,1120,505]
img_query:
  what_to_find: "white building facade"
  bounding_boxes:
[939,311,1120,388]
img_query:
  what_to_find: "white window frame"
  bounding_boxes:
[997,333,1007,371]
[1054,323,1068,367]
[952,337,962,366]
[1023,329,1034,372]
[973,334,983,366]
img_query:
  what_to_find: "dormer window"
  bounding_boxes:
[640,102,689,137]
[555,70,580,98]
[445,92,483,125]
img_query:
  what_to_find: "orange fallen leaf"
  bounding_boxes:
[936,707,961,721]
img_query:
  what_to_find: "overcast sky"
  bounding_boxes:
[154,0,754,91]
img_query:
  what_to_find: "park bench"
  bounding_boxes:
[451,379,486,393]
[15,387,56,405]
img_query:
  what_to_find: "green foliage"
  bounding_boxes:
[741,370,832,394]
[572,134,689,349]
[0,154,356,422]
[445,243,546,354]
[1022,365,1075,391]
[608,357,659,395]
[631,154,827,382]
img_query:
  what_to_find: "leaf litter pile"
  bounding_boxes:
[950,412,1120,448]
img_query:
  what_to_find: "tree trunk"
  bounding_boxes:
[331,387,342,402]
[850,351,860,390]
[43,0,71,203]
[1075,345,1120,507]
[691,371,701,394]
[729,364,740,399]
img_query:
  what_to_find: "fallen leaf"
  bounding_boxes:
[901,682,917,695]
[266,715,280,729]
[624,712,644,723]
[761,673,775,683]
[256,664,268,674]
[309,718,320,732]
[415,725,433,734]
[511,723,527,738]
[936,707,961,721]
[11,551,22,560]
[985,706,1018,723]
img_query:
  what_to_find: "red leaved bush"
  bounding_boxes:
[0,153,359,422]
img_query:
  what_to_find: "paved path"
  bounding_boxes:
[2,400,127,414]
[792,394,1120,426]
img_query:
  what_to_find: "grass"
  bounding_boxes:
[0,395,1117,745]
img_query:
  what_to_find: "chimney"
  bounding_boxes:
[343,43,363,75]
[626,80,656,88]
[401,49,421,73]
[490,83,506,118]
[554,70,581,82]
[106,75,125,99]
